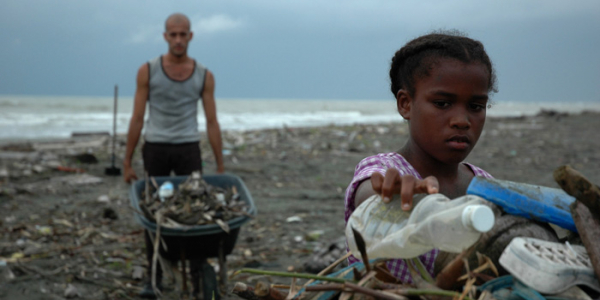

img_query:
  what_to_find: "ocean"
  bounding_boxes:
[1,95,599,141]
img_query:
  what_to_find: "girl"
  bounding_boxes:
[344,31,496,283]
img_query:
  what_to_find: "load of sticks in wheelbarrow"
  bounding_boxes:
[138,171,251,233]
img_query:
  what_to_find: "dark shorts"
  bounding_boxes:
[142,141,203,176]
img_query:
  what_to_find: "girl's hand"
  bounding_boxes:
[371,168,439,211]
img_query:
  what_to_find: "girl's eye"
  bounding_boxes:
[469,103,486,112]
[433,101,450,108]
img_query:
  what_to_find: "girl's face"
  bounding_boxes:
[398,58,489,165]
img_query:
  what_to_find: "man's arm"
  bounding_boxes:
[201,70,225,173]
[123,64,150,183]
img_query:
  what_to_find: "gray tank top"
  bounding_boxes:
[144,56,207,143]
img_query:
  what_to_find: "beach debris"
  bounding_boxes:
[549,286,594,300]
[436,244,476,290]
[139,171,249,228]
[35,225,52,235]
[71,131,110,138]
[554,165,600,218]
[132,265,145,280]
[570,201,600,282]
[232,282,261,300]
[0,260,15,281]
[0,151,39,161]
[233,255,485,300]
[55,166,86,173]
[0,167,8,178]
[232,228,554,300]
[0,186,17,198]
[97,194,110,203]
[303,237,347,274]
[537,109,568,118]
[499,237,600,294]
[32,136,109,152]
[285,216,302,223]
[51,173,102,185]
[554,165,600,281]
[64,283,80,298]
[305,230,325,241]
[255,281,287,300]
[71,152,98,164]
[32,165,45,173]
[102,207,118,220]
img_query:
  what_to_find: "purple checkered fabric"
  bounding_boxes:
[344,152,492,283]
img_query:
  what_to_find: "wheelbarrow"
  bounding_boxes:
[130,174,257,299]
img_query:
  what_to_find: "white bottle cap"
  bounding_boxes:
[462,205,495,233]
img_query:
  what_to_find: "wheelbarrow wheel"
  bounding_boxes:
[191,259,220,300]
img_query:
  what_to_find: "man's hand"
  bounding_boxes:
[371,168,439,211]
[216,165,225,174]
[123,165,138,184]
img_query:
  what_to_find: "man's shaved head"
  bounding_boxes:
[165,13,191,31]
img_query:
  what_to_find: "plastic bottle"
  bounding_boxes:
[158,181,174,202]
[346,193,495,260]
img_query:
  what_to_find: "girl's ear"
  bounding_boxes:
[396,89,411,120]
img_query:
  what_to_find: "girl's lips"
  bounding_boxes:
[447,140,470,150]
[447,135,470,150]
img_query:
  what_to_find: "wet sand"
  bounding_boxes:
[1,111,599,299]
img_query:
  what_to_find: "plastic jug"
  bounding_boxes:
[346,193,494,260]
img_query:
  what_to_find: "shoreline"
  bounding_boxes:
[1,109,598,145]
[2,95,600,143]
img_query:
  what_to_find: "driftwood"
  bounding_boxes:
[254,281,287,300]
[303,252,352,287]
[305,282,408,300]
[554,165,600,217]
[435,244,476,290]
[554,165,600,280]
[232,282,260,300]
[570,200,600,281]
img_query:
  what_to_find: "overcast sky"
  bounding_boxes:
[1,0,599,102]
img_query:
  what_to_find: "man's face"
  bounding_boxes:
[164,22,193,57]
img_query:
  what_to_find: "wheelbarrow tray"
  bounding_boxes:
[130,174,256,261]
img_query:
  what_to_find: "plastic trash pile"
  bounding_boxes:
[231,165,600,300]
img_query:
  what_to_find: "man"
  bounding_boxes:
[123,13,225,298]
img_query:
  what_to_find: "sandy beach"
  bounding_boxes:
[1,111,599,299]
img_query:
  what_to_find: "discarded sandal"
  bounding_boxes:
[499,237,600,294]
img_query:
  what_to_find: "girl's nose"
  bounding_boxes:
[450,111,471,129]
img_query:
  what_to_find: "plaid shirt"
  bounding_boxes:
[344,152,492,283]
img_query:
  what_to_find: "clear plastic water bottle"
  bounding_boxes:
[158,181,174,202]
[346,193,495,260]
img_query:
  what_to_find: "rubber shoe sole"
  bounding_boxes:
[499,237,600,294]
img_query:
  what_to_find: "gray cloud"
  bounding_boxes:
[0,0,598,102]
